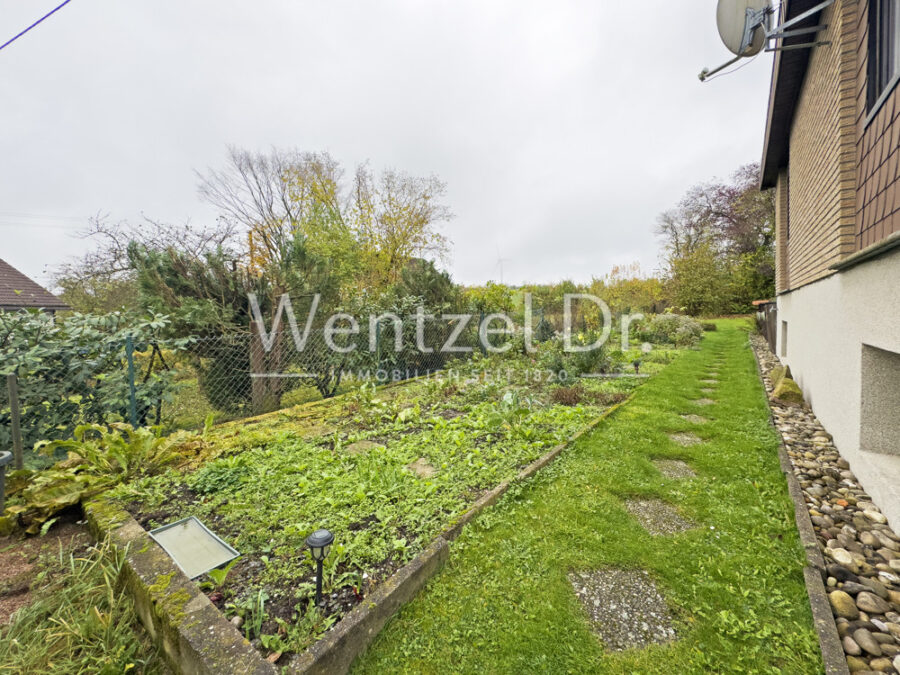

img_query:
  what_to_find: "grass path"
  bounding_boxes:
[354,320,822,674]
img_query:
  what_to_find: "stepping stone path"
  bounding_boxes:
[701,388,715,395]
[668,432,702,447]
[680,414,708,424]
[653,459,696,479]
[625,498,695,535]
[692,398,716,406]
[701,379,718,385]
[345,440,384,454]
[751,333,900,674]
[569,569,676,651]
[406,457,436,478]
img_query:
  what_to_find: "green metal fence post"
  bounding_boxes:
[125,335,138,428]
[375,319,382,372]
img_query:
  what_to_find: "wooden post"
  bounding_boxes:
[6,373,24,470]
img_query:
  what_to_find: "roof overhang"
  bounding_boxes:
[760,0,828,188]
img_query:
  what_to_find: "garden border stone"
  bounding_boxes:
[83,498,277,675]
[749,339,849,675]
[86,395,633,675]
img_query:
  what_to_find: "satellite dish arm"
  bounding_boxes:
[699,54,743,81]
[700,6,770,81]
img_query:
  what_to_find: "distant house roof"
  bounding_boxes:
[760,0,826,188]
[0,258,69,311]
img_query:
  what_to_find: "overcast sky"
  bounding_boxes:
[1,0,773,289]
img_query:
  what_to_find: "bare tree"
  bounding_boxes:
[197,147,345,272]
[656,163,774,264]
[53,213,241,311]
[199,147,452,289]
[350,165,452,285]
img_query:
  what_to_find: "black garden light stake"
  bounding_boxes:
[306,529,334,606]
[633,359,642,374]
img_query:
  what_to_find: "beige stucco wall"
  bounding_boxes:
[776,246,900,528]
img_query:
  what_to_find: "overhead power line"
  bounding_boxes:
[0,0,75,54]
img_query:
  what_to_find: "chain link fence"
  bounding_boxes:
[1,315,488,468]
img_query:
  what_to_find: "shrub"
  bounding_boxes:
[534,316,555,343]
[641,314,703,348]
[0,311,188,466]
[701,322,717,332]
[1,424,188,535]
[537,331,610,378]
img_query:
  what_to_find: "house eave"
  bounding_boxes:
[760,0,826,189]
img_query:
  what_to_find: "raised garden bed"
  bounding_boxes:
[105,346,679,663]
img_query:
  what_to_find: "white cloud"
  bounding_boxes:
[0,0,773,288]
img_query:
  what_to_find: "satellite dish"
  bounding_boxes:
[701,0,832,81]
[716,0,770,56]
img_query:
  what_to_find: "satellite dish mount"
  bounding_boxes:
[699,0,836,81]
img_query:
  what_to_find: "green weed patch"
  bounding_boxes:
[110,346,677,656]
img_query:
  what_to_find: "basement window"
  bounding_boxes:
[780,321,788,358]
[860,345,900,456]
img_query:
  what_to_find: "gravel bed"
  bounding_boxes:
[752,333,900,674]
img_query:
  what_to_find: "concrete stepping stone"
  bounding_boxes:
[653,459,696,479]
[700,388,715,395]
[345,440,385,454]
[569,569,676,651]
[668,432,702,447]
[692,398,716,406]
[406,457,436,478]
[680,414,708,424]
[625,498,695,535]
[701,379,718,385]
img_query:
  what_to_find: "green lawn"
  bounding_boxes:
[354,320,821,674]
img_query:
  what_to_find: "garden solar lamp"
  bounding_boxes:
[0,451,12,512]
[306,529,334,606]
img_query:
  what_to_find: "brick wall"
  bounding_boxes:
[855,0,900,249]
[785,0,858,289]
